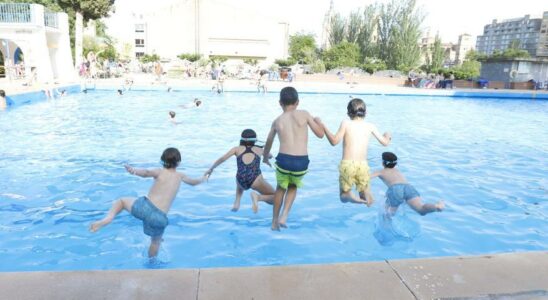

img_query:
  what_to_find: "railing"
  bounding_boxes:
[0,3,32,24]
[44,9,58,28]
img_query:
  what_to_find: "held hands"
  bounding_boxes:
[383,132,392,142]
[263,156,272,167]
[124,164,135,175]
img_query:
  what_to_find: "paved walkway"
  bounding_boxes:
[1,251,546,300]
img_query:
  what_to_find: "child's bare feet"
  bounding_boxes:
[250,192,259,213]
[279,214,288,228]
[271,221,280,231]
[436,201,445,212]
[231,205,239,212]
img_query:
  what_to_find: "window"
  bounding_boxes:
[135,24,145,33]
[136,52,145,58]
[135,39,145,47]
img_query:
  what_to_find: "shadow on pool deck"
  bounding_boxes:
[0,251,546,300]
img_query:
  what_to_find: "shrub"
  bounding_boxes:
[177,53,202,62]
[311,59,326,73]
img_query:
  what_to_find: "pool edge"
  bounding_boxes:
[1,251,546,299]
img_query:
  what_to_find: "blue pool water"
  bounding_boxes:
[0,90,546,272]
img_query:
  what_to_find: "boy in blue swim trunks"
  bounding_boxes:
[90,148,207,257]
[371,152,444,216]
[263,87,325,230]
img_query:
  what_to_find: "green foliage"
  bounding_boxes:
[83,35,118,62]
[311,59,326,73]
[274,58,297,67]
[465,49,487,61]
[328,13,346,46]
[357,5,379,58]
[177,53,202,62]
[385,0,423,71]
[428,35,445,72]
[361,57,386,74]
[243,58,259,66]
[322,42,360,70]
[491,48,530,60]
[346,10,362,44]
[57,0,114,21]
[447,60,480,80]
[94,20,108,37]
[209,55,228,66]
[140,54,160,63]
[289,33,317,64]
[269,64,280,72]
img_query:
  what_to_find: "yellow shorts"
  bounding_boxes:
[339,160,370,193]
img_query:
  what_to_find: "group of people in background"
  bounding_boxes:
[90,87,444,258]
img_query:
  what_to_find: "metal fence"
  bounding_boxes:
[0,3,32,24]
[44,9,58,28]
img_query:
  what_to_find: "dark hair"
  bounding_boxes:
[240,129,257,146]
[347,98,366,119]
[169,111,176,118]
[0,90,5,97]
[161,147,181,169]
[280,87,298,106]
[117,89,123,95]
[196,100,202,106]
[382,152,398,168]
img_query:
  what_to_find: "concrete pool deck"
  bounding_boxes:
[1,251,547,300]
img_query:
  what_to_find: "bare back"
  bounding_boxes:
[275,110,310,155]
[342,120,383,161]
[147,168,183,213]
[377,167,408,187]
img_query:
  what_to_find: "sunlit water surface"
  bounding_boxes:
[0,90,546,271]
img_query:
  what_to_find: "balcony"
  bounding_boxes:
[0,3,58,29]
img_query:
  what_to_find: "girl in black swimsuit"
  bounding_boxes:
[205,129,275,213]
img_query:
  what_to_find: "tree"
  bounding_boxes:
[289,33,317,64]
[243,58,259,66]
[357,4,379,59]
[377,0,398,63]
[274,58,297,67]
[57,0,115,68]
[140,54,160,64]
[322,41,360,70]
[328,13,346,47]
[346,10,362,44]
[429,35,444,71]
[177,53,202,62]
[384,0,423,71]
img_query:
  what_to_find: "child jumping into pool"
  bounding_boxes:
[316,98,391,206]
[263,87,325,230]
[89,148,208,257]
[371,152,444,216]
[205,129,275,213]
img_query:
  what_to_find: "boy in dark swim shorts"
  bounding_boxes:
[263,87,325,230]
[90,148,207,257]
[371,152,444,216]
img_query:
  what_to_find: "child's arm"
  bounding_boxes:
[125,165,160,178]
[371,125,392,146]
[180,173,208,186]
[322,120,346,146]
[262,122,277,167]
[370,170,382,179]
[307,114,325,138]
[205,147,237,177]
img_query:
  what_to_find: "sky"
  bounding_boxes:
[113,0,548,43]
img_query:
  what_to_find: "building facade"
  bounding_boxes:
[480,58,548,83]
[536,12,548,57]
[105,0,289,65]
[476,12,548,57]
[0,3,73,82]
[455,34,474,64]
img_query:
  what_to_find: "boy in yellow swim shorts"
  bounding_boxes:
[316,98,391,206]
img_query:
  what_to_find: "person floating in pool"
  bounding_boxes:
[89,148,208,257]
[316,98,391,206]
[371,152,444,216]
[168,111,178,124]
[263,87,325,230]
[179,98,202,109]
[205,129,275,213]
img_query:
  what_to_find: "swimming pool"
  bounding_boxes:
[0,90,546,271]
